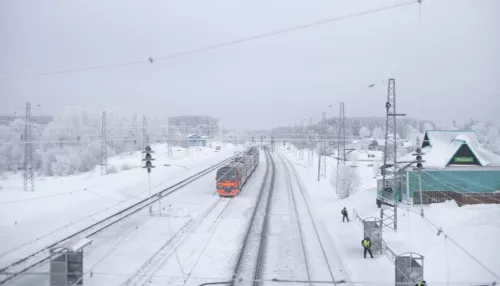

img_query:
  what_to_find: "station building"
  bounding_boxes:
[397,130,500,205]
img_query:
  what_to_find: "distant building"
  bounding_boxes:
[168,115,219,138]
[187,134,206,147]
[378,130,500,206]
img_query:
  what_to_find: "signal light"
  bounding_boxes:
[142,145,156,173]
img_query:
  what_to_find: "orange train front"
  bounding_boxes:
[216,147,259,197]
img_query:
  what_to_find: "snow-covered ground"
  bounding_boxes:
[0,143,241,269]
[3,143,499,286]
[281,145,500,285]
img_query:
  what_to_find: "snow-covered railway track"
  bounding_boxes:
[121,196,232,286]
[123,150,269,286]
[231,149,275,286]
[0,152,244,285]
[277,152,337,285]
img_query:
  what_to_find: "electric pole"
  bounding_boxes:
[380,78,405,231]
[142,145,156,215]
[23,102,34,192]
[308,117,313,167]
[336,102,346,194]
[413,137,425,216]
[318,112,326,181]
[166,117,173,158]
[100,111,108,175]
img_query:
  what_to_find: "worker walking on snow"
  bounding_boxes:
[361,237,374,259]
[341,207,349,222]
[415,281,427,286]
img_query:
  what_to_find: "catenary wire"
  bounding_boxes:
[0,0,420,81]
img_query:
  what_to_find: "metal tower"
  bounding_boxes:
[23,102,34,192]
[100,111,108,175]
[380,78,405,231]
[336,102,346,193]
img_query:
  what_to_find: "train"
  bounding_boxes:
[216,147,260,197]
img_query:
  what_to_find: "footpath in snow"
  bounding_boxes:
[280,146,500,285]
[0,143,240,269]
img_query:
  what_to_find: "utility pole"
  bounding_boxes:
[142,145,156,215]
[271,133,275,152]
[166,117,173,158]
[322,113,327,178]
[336,102,346,194]
[308,117,313,167]
[318,112,326,181]
[299,120,304,160]
[413,136,425,215]
[100,111,108,175]
[23,102,34,192]
[380,78,405,231]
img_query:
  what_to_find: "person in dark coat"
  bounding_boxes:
[341,207,349,222]
[361,237,374,258]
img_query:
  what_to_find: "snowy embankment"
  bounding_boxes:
[280,146,500,285]
[0,143,240,269]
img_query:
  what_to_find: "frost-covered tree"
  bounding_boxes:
[0,107,176,177]
[359,126,371,138]
[372,127,384,139]
[422,122,434,132]
[331,165,361,199]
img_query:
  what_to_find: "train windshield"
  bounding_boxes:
[216,168,237,181]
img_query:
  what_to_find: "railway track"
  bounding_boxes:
[278,152,336,285]
[125,149,267,286]
[0,152,244,285]
[280,152,312,285]
[231,149,276,286]
[122,197,232,286]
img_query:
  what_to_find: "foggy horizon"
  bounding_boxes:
[2,0,500,129]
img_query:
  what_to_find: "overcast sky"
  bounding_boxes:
[1,0,499,129]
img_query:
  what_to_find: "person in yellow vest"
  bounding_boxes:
[415,281,427,286]
[361,237,374,258]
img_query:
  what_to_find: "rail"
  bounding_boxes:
[231,149,275,286]
[0,152,244,285]
[285,154,337,284]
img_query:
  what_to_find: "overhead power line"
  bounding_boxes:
[0,0,420,81]
[406,208,500,282]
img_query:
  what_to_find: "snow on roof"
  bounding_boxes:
[52,237,92,252]
[399,130,500,168]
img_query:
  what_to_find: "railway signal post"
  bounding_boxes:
[142,145,156,216]
[413,138,425,216]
